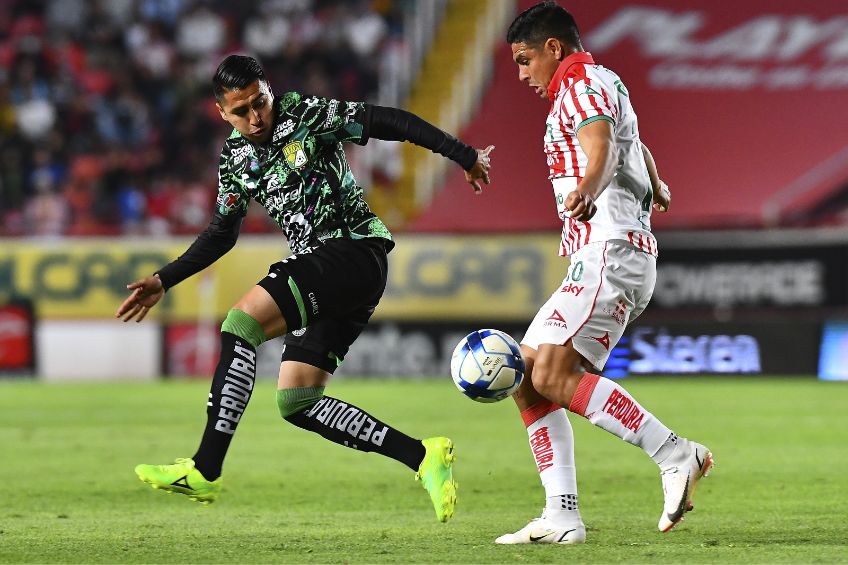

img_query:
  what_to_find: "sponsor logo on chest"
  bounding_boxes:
[230,144,253,165]
[273,119,296,142]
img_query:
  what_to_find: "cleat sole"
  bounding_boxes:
[440,480,458,522]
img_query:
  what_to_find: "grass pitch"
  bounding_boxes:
[1,377,846,564]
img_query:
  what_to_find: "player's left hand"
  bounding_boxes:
[565,190,597,221]
[465,145,494,194]
[653,180,671,212]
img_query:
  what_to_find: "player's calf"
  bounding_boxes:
[278,387,458,521]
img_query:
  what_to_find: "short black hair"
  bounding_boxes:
[506,1,582,50]
[213,55,268,102]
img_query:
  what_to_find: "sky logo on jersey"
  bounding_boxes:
[283,141,307,169]
[560,283,584,296]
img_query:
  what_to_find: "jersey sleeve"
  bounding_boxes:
[215,142,250,218]
[293,95,368,146]
[561,79,617,131]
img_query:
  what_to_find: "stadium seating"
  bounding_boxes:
[412,0,848,231]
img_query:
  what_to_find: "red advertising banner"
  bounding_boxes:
[416,1,848,231]
[164,323,221,378]
[0,300,35,374]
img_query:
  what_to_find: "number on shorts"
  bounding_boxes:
[566,260,584,282]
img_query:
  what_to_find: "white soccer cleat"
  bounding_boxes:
[495,510,586,545]
[658,440,714,532]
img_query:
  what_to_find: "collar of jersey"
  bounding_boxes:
[548,51,596,101]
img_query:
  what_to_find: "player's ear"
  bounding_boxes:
[216,102,227,121]
[545,38,563,61]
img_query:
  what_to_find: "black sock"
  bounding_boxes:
[284,395,426,471]
[192,331,257,480]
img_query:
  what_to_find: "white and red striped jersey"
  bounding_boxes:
[545,52,657,258]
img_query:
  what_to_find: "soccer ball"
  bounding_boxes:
[450,329,525,403]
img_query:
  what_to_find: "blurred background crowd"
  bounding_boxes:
[0,0,408,237]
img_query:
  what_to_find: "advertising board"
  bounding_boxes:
[653,241,848,310]
[0,235,566,322]
[0,299,35,376]
[606,321,821,378]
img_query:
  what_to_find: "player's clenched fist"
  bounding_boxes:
[465,144,495,194]
[116,274,164,323]
[565,190,597,221]
[653,180,671,212]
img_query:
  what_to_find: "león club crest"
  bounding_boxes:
[283,141,307,169]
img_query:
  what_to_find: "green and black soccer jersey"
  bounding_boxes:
[155,94,478,291]
[217,93,391,254]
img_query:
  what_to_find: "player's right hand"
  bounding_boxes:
[653,180,671,212]
[465,145,494,194]
[565,189,597,221]
[116,274,164,323]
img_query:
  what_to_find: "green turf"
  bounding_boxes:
[1,377,846,564]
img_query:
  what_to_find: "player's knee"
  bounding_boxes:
[529,362,557,398]
[276,386,325,420]
[221,309,267,348]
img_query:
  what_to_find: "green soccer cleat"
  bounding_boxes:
[134,458,222,505]
[415,437,458,522]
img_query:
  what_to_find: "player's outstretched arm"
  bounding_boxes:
[641,142,671,213]
[363,105,493,193]
[116,212,242,323]
[116,274,164,323]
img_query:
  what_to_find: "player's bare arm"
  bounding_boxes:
[641,142,670,212]
[465,145,495,194]
[567,119,617,221]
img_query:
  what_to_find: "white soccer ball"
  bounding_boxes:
[450,329,525,403]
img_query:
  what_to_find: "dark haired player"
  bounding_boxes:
[495,2,713,544]
[118,54,494,523]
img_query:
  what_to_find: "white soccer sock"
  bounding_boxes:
[568,373,673,460]
[521,400,580,524]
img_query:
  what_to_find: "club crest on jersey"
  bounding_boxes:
[283,141,307,169]
[217,192,240,213]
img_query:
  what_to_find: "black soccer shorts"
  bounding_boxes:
[257,237,391,373]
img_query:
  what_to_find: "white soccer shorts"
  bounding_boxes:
[522,240,657,369]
